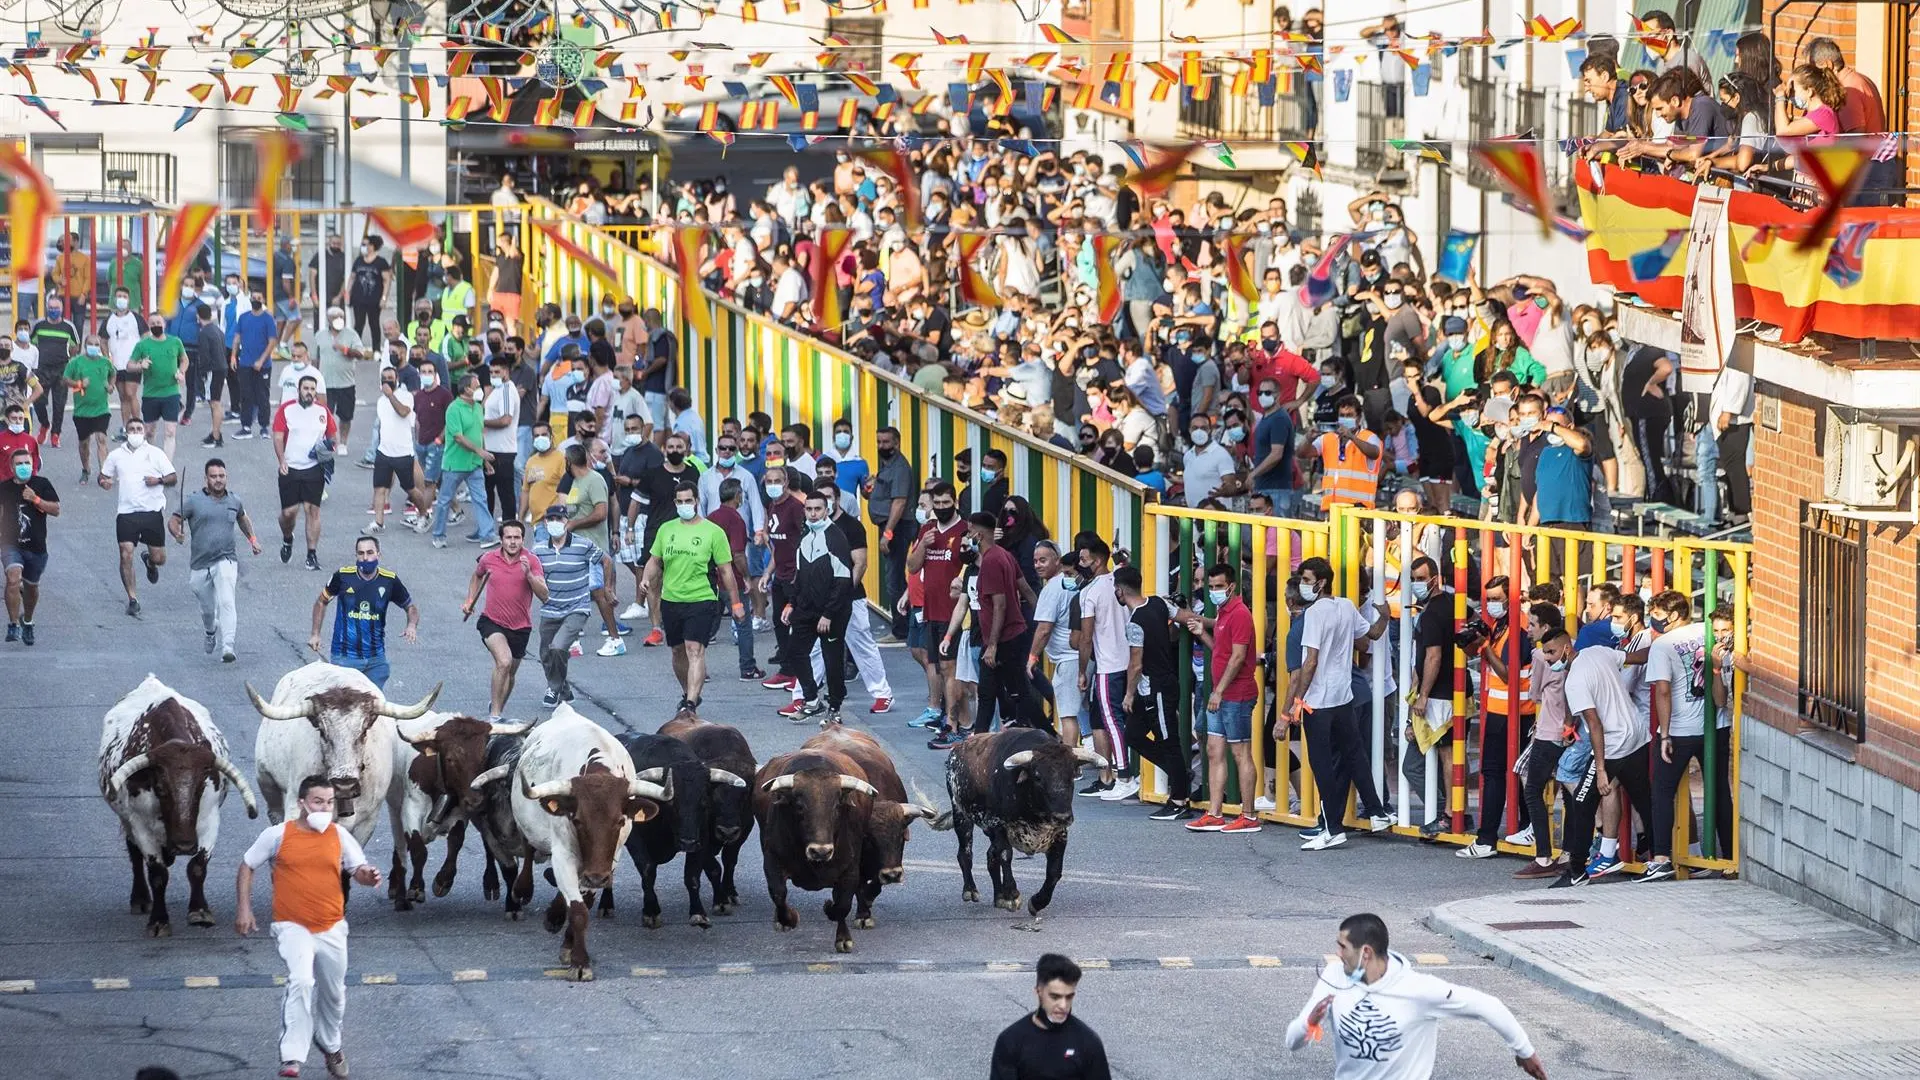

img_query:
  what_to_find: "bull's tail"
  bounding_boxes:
[928,810,956,832]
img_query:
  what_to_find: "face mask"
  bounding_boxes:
[1298,582,1318,602]
[716,452,739,467]
[1460,410,1481,427]
[675,503,696,521]
[1410,579,1431,602]
[490,376,506,388]
[1610,619,1629,637]
[1547,434,1566,448]
[12,462,29,481]
[934,506,957,524]
[1384,295,1405,310]
[331,318,345,330]
[251,299,264,310]
[877,445,896,461]
[6,421,22,434]
[1257,391,1277,409]
[1549,659,1569,672]
[1224,426,1246,444]
[304,810,333,832]
[613,433,639,450]
[472,389,487,403]
[1338,417,1359,431]
[979,468,999,484]
[915,507,932,525]
[1513,417,1538,435]
[533,435,552,453]
[357,558,379,575]
[86,345,102,357]
[807,518,830,532]
[1207,587,1229,606]
[832,432,853,453]
[1650,615,1669,632]
[1448,334,1468,351]
[1190,429,1211,446]
[1319,375,1337,390]
[114,297,130,311]
[765,483,785,501]
[126,432,147,449]
[1484,600,1507,620]
[1345,955,1371,987]
[14,331,26,344]
[226,284,240,296]
[149,324,165,337]
[421,375,438,390]
[666,450,686,465]
[1061,576,1079,593]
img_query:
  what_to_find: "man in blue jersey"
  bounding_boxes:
[308,535,419,688]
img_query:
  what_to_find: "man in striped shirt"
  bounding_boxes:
[533,502,604,707]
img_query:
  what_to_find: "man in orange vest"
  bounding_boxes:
[1457,575,1542,860]
[236,776,382,1079]
[1306,395,1382,511]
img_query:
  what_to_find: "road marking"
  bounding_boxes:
[0,954,1478,995]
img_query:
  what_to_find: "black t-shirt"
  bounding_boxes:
[833,511,868,601]
[349,256,389,306]
[1407,384,1454,473]
[1126,595,1180,685]
[1414,591,1460,696]
[917,308,953,357]
[989,1013,1112,1080]
[4,476,58,554]
[613,440,664,521]
[1621,345,1672,422]
[308,250,348,299]
[1515,432,1550,502]
[644,328,677,393]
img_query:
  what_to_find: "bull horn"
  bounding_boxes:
[628,777,671,802]
[1072,747,1110,769]
[633,767,674,801]
[761,774,797,793]
[377,682,443,720]
[397,726,440,747]
[246,684,309,722]
[903,803,939,820]
[838,774,878,797]
[108,753,153,793]
[1002,750,1036,770]
[470,763,514,790]
[214,756,260,818]
[489,721,532,737]
[522,777,573,801]
[708,767,747,788]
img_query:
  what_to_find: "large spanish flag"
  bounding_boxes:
[810,226,852,330]
[667,224,714,340]
[954,232,1002,310]
[159,203,219,311]
[1577,163,1920,343]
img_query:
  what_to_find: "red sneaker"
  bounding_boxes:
[1221,815,1263,833]
[47,432,60,448]
[868,696,893,714]
[762,673,796,690]
[642,628,665,647]
[1185,814,1228,832]
[777,699,807,719]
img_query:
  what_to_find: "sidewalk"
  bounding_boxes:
[1430,881,1920,1080]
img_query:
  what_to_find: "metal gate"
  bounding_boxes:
[1798,504,1867,741]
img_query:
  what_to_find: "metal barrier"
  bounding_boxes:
[1138,502,1751,877]
[523,204,1150,605]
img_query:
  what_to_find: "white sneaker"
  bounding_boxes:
[1504,825,1535,847]
[752,616,771,632]
[1253,795,1278,813]
[1366,815,1394,834]
[1098,776,1142,802]
[1456,842,1497,859]
[619,602,646,620]
[1301,831,1347,851]
[597,636,627,657]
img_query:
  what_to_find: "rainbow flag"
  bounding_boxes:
[252,130,302,224]
[158,203,219,310]
[666,225,713,339]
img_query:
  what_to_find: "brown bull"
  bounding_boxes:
[801,726,935,928]
[753,748,879,952]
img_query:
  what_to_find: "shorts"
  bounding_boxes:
[414,442,444,485]
[645,391,670,431]
[906,609,927,651]
[926,620,951,659]
[116,510,165,547]
[1204,698,1256,742]
[476,614,530,659]
[190,363,226,403]
[275,299,299,322]
[115,371,143,387]
[1,546,48,584]
[745,541,771,579]
[74,413,110,439]
[661,599,721,648]
[491,291,522,321]
[278,466,326,509]
[954,640,981,685]
[373,452,416,491]
[140,395,181,424]
[327,387,357,423]
[1047,653,1082,719]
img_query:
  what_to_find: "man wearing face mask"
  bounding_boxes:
[626,426,692,647]
[168,457,260,663]
[104,287,145,437]
[782,491,855,724]
[98,419,177,618]
[63,333,114,480]
[370,363,430,533]
[271,376,339,571]
[128,312,188,461]
[310,535,419,688]
[184,302,231,445]
[3,447,58,646]
[1287,557,1393,851]
[481,355,521,521]
[230,291,282,439]
[990,953,1111,1079]
[236,775,383,1080]
[1513,398,1593,532]
[760,466,810,704]
[430,374,499,551]
[643,481,744,712]
[1286,913,1546,1079]
[864,426,915,638]
[1306,397,1382,511]
[1181,414,1236,509]
[30,304,78,448]
[314,305,368,452]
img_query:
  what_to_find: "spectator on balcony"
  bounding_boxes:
[1808,38,1886,136]
[1623,70,1658,138]
[1639,10,1712,83]
[1296,9,1324,136]
[1360,14,1409,118]
[1734,31,1778,90]
[1483,322,1544,388]
[1620,68,1729,167]
[1579,55,1635,140]
[1774,64,1848,140]
[1676,74,1774,179]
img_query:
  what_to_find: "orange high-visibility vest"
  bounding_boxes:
[1484,626,1537,716]
[271,821,347,933]
[1319,428,1382,509]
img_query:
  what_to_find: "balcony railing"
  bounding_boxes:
[1466,76,1501,188]
[1176,67,1306,144]
[1354,81,1403,175]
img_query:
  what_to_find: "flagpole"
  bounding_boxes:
[343,90,354,206]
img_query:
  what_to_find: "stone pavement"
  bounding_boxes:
[1429,880,1920,1080]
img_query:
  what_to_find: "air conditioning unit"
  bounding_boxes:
[1823,412,1916,510]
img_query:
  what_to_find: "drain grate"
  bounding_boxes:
[1486,920,1583,931]
[1515,898,1585,906]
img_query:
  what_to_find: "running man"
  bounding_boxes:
[989,953,1111,1079]
[642,481,745,712]
[369,363,431,533]
[533,503,604,707]
[309,536,419,689]
[4,446,58,646]
[272,376,338,571]
[62,333,114,482]
[130,312,188,459]
[30,301,79,449]
[1286,913,1547,1079]
[235,775,383,1079]
[462,519,548,721]
[97,418,177,617]
[168,458,261,663]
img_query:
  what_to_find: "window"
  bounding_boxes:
[1466,76,1501,188]
[1798,504,1867,741]
[220,127,335,211]
[1356,82,1388,173]
[823,16,883,73]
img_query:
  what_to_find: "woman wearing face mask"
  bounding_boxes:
[1479,320,1544,388]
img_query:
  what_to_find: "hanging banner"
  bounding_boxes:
[1678,184,1735,392]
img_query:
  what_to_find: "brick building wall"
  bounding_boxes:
[1742,387,1920,943]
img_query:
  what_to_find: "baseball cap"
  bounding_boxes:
[543,503,570,521]
[1442,316,1467,335]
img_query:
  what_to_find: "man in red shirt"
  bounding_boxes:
[707,476,763,681]
[461,520,548,720]
[1249,320,1320,409]
[909,480,969,745]
[0,402,39,474]
[1182,565,1264,833]
[965,511,1032,737]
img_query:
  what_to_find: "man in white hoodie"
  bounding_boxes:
[1286,913,1548,1079]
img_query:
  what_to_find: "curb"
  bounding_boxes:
[1426,899,1797,1080]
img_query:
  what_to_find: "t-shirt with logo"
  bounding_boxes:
[1124,595,1179,692]
[62,352,115,419]
[975,543,1028,644]
[766,495,807,583]
[131,335,187,398]
[321,567,413,660]
[1646,621,1725,737]
[271,399,338,471]
[652,517,732,604]
[916,517,968,623]
[4,476,57,554]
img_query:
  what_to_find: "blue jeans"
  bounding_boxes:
[1694,424,1720,522]
[515,426,532,493]
[433,468,496,540]
[730,611,758,675]
[332,652,390,689]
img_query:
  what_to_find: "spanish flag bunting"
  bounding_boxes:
[593,50,619,70]
[768,73,800,107]
[1250,50,1272,84]
[666,224,713,338]
[844,71,881,96]
[1391,48,1421,69]
[739,101,761,128]
[709,129,735,151]
[810,227,852,329]
[1144,62,1178,102]
[670,49,692,62]
[1471,138,1552,237]
[158,203,219,309]
[815,51,841,69]
[534,93,563,127]
[1102,52,1133,85]
[955,233,1002,310]
[1090,236,1124,323]
[741,1,758,21]
[1295,53,1323,74]
[1631,16,1675,59]
[412,76,432,117]
[1039,24,1080,44]
[108,76,128,102]
[251,130,301,224]
[1222,233,1258,303]
[1070,80,1097,109]
[326,75,354,95]
[140,69,164,102]
[185,81,214,102]
[1124,141,1196,200]
[697,100,721,131]
[836,97,860,128]
[1790,137,1880,250]
[1529,15,1581,41]
[369,208,439,249]
[274,74,301,113]
[749,52,773,67]
[60,64,100,98]
[447,48,473,77]
[1181,54,1204,87]
[0,142,59,282]
[783,0,799,12]
[911,93,938,115]
[7,63,35,95]
[1018,52,1054,69]
[853,147,921,229]
[802,109,821,130]
[985,68,1012,101]
[573,98,599,127]
[1282,141,1322,178]
[372,48,397,70]
[230,84,256,105]
[350,115,381,130]
[965,52,989,84]
[932,30,969,44]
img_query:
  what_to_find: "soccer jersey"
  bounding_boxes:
[321,567,413,660]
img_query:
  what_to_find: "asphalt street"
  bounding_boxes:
[0,362,1753,1079]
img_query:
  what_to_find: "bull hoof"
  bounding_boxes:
[129,899,149,915]
[483,883,502,901]
[690,914,710,929]
[544,912,566,934]
[558,946,572,965]
[962,889,980,903]
[642,914,663,929]
[393,897,413,912]
[597,907,615,921]
[853,915,875,929]
[834,937,855,953]
[568,965,594,982]
[714,901,736,916]
[187,908,215,928]
[995,893,1024,911]
[408,886,426,904]
[146,921,172,938]
[432,875,455,898]
[506,909,523,921]
[776,905,799,930]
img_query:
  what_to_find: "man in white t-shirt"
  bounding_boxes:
[277,341,327,404]
[1290,556,1391,851]
[1641,590,1733,881]
[606,363,649,440]
[96,418,177,617]
[1074,533,1133,798]
[271,375,339,571]
[1026,542,1083,750]
[370,367,429,532]
[770,254,810,326]
[1180,414,1237,508]
[104,288,144,438]
[1559,641,1654,886]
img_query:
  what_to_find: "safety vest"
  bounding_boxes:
[1319,428,1382,509]
[1483,626,1537,716]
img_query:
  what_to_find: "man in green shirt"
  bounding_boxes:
[439,314,474,386]
[129,315,188,459]
[1436,315,1481,399]
[643,481,745,710]
[430,373,498,549]
[111,238,144,312]
[62,336,115,482]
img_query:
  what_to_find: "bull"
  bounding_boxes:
[801,725,935,928]
[99,676,258,936]
[386,713,531,911]
[659,711,758,915]
[933,727,1105,918]
[247,662,440,847]
[464,733,536,920]
[754,748,880,953]
[509,703,668,980]
[613,732,748,929]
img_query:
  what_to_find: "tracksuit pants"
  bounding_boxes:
[1304,698,1386,836]
[844,602,893,701]
[789,611,849,709]
[1126,682,1190,801]
[538,611,589,697]
[1522,740,1566,860]
[1475,715,1535,847]
[1561,744,1656,865]
[771,578,798,674]
[272,919,350,1063]
[971,627,1036,734]
[189,559,238,654]
[1091,671,1131,776]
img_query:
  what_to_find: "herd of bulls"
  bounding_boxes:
[97,663,1109,980]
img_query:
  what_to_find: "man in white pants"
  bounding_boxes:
[236,776,382,1079]
[1026,540,1083,747]
[167,458,261,663]
[824,480,895,713]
